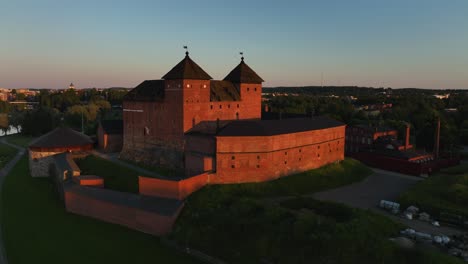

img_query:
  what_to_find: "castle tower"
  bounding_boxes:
[223,56,264,119]
[162,51,212,133]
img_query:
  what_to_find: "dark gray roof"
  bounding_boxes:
[210,80,241,101]
[63,181,184,216]
[217,116,345,137]
[223,59,264,84]
[162,53,212,80]
[29,127,93,148]
[100,120,123,134]
[186,120,232,136]
[123,80,164,102]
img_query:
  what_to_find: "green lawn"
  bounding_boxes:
[0,143,18,169]
[119,158,179,178]
[4,134,36,148]
[75,155,141,193]
[398,163,468,219]
[191,158,372,199]
[0,156,201,264]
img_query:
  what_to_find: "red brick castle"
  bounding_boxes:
[121,51,346,190]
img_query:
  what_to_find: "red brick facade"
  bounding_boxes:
[213,127,345,183]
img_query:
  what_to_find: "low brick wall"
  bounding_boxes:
[139,173,211,200]
[64,184,184,236]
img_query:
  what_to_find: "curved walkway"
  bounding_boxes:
[0,139,25,264]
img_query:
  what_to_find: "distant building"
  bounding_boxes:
[345,125,399,153]
[345,124,449,176]
[433,94,450,99]
[69,83,75,90]
[0,92,7,101]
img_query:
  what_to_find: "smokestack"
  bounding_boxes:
[434,118,440,159]
[405,123,410,150]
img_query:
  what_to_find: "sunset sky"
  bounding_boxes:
[1,0,467,89]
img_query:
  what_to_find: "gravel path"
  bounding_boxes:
[0,139,25,264]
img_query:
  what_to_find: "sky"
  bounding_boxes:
[0,0,467,89]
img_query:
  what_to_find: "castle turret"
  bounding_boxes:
[224,56,264,119]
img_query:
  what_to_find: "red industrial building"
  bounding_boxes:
[345,123,458,176]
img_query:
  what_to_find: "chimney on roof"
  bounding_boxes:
[434,118,441,159]
[405,123,411,150]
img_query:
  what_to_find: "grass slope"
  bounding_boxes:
[0,143,17,169]
[193,158,372,199]
[172,159,462,263]
[399,163,468,218]
[75,155,140,193]
[0,156,200,264]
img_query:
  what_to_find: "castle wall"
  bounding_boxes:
[64,190,183,236]
[29,150,61,177]
[139,173,210,200]
[213,126,345,184]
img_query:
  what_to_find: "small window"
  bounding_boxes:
[285,152,287,155]
[228,104,230,108]
[254,87,257,91]
[299,149,302,153]
[256,165,260,168]
[299,158,302,161]
[257,155,260,159]
[247,88,250,91]
[317,154,320,157]
[231,165,235,169]
[317,146,320,149]
[219,105,222,109]
[231,156,235,160]
[210,105,213,110]
[237,104,240,108]
[284,161,287,164]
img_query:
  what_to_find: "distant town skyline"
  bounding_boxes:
[1,0,467,89]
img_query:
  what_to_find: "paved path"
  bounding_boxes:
[314,168,464,236]
[0,139,25,264]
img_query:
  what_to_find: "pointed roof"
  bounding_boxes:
[223,58,264,84]
[29,127,93,149]
[162,52,212,80]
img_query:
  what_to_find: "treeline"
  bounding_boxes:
[0,88,128,136]
[265,91,468,152]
